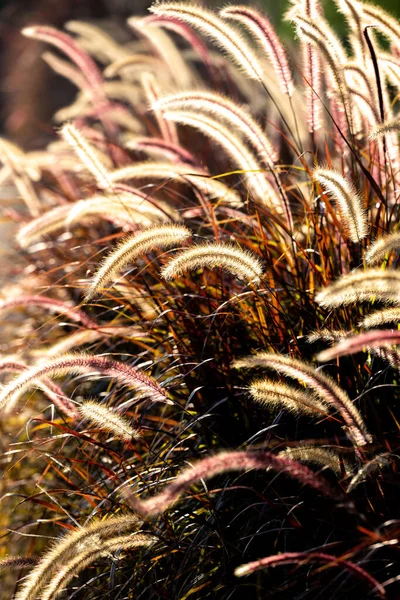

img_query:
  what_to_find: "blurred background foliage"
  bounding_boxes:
[0,0,399,145]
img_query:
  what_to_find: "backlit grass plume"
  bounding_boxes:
[315,269,400,307]
[313,167,368,242]
[85,223,191,300]
[78,399,141,441]
[234,352,371,446]
[249,379,327,417]
[0,353,168,414]
[234,551,386,597]
[14,514,144,600]
[365,231,400,265]
[127,449,336,517]
[161,242,263,285]
[39,533,156,600]
[277,446,351,476]
[359,307,400,329]
[149,2,265,81]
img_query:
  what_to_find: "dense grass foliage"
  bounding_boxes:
[1,1,400,598]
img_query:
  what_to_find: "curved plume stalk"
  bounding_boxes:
[85,224,191,300]
[65,20,129,64]
[359,307,400,329]
[303,32,323,133]
[22,26,105,105]
[313,168,368,242]
[66,193,177,225]
[129,17,193,88]
[233,353,371,446]
[234,551,385,597]
[40,534,156,600]
[108,162,243,206]
[0,295,95,328]
[347,453,391,493]
[369,118,400,138]
[361,3,400,46]
[316,269,400,307]
[34,327,147,357]
[317,329,400,362]
[125,136,198,165]
[160,110,285,215]
[365,231,400,265]
[139,13,213,72]
[42,51,86,92]
[293,14,350,121]
[0,353,169,414]
[334,0,368,63]
[0,358,78,419]
[127,450,335,517]
[141,73,178,144]
[13,515,143,600]
[220,6,294,97]
[161,242,263,285]
[307,329,348,343]
[278,446,351,476]
[149,2,265,81]
[0,557,37,572]
[152,91,278,166]
[60,123,112,190]
[78,400,141,441]
[249,379,327,417]
[16,192,176,249]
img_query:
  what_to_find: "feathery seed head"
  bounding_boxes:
[85,223,191,300]
[313,167,368,242]
[365,231,400,265]
[249,379,327,417]
[161,242,263,285]
[316,269,400,308]
[78,400,141,440]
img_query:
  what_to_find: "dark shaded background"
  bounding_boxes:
[0,0,399,145]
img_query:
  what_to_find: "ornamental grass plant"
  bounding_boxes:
[1,1,400,598]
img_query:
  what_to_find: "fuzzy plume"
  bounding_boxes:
[0,352,169,414]
[316,269,400,308]
[234,551,385,597]
[40,533,156,600]
[13,514,144,600]
[127,449,336,517]
[233,353,371,446]
[221,5,294,96]
[249,379,327,417]
[346,453,391,493]
[85,223,191,300]
[0,358,78,419]
[359,307,400,329]
[149,3,265,81]
[365,231,400,265]
[60,123,112,189]
[316,329,400,362]
[0,295,95,328]
[109,161,243,206]
[152,90,278,165]
[22,25,105,103]
[161,242,263,285]
[78,400,141,441]
[278,446,351,476]
[160,109,283,213]
[313,167,368,242]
